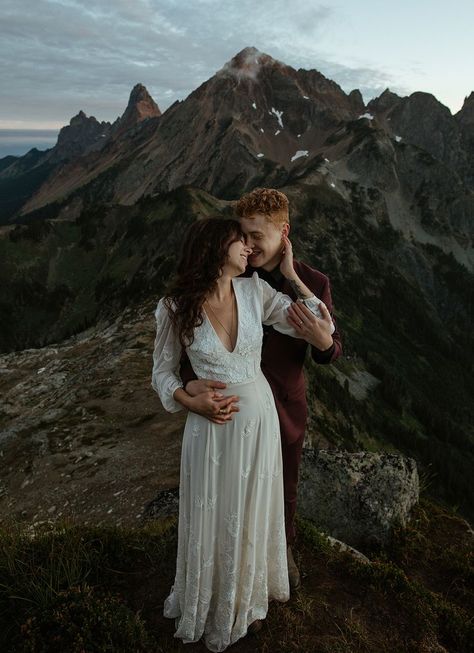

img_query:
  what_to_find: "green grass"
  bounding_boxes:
[1,497,471,652]
[0,515,177,652]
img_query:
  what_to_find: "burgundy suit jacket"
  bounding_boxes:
[179,259,343,445]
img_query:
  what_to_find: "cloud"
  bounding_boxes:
[317,59,412,104]
[0,0,425,128]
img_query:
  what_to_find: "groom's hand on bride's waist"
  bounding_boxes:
[184,379,240,425]
[185,379,226,396]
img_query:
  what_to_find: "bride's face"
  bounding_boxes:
[224,235,252,276]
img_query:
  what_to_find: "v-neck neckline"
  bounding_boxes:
[202,278,240,354]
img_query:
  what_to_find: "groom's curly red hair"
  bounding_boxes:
[234,187,289,227]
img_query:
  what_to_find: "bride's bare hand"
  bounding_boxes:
[279,234,295,279]
[187,392,240,425]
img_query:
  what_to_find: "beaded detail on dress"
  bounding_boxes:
[151,271,332,410]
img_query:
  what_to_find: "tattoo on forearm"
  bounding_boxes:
[288,278,307,299]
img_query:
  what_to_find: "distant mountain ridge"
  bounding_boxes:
[2,46,366,215]
[0,83,160,220]
[0,47,472,275]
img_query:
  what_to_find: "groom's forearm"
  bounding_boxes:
[173,387,193,409]
[284,272,314,300]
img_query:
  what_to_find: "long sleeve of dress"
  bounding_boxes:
[150,298,184,413]
[254,272,335,337]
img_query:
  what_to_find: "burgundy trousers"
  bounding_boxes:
[281,429,306,546]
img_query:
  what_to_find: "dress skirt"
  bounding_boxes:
[163,370,290,652]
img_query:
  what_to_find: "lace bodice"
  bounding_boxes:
[151,271,334,412]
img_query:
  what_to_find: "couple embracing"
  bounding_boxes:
[151,187,342,651]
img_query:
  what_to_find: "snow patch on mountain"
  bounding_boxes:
[291,150,308,162]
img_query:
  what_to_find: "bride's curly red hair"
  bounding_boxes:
[164,217,244,347]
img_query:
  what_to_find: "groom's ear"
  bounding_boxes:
[281,222,290,238]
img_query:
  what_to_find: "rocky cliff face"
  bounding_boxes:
[380,92,464,170]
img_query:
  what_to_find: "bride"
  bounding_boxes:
[151,217,334,651]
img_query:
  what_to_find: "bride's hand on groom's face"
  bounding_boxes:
[279,234,295,279]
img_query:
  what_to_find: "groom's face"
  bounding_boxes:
[239,213,289,271]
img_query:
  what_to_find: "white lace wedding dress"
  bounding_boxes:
[151,272,330,652]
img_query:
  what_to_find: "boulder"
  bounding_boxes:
[298,448,419,548]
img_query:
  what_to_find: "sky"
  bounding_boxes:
[0,0,472,147]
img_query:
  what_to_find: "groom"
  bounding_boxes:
[180,187,342,589]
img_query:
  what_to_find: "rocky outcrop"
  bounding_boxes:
[367,87,402,114]
[455,91,474,187]
[110,83,161,139]
[141,448,419,556]
[297,449,419,548]
[0,85,161,223]
[143,487,373,563]
[49,110,112,162]
[455,91,474,128]
[144,488,179,520]
[0,111,112,223]
[345,120,400,192]
[348,88,365,114]
[45,85,160,163]
[385,92,464,171]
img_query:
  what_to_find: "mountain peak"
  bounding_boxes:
[462,90,474,106]
[127,83,159,110]
[124,83,161,119]
[112,84,161,137]
[51,110,111,162]
[233,46,264,62]
[218,46,282,80]
[69,110,96,126]
[348,89,365,113]
[455,91,474,125]
[367,88,402,113]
